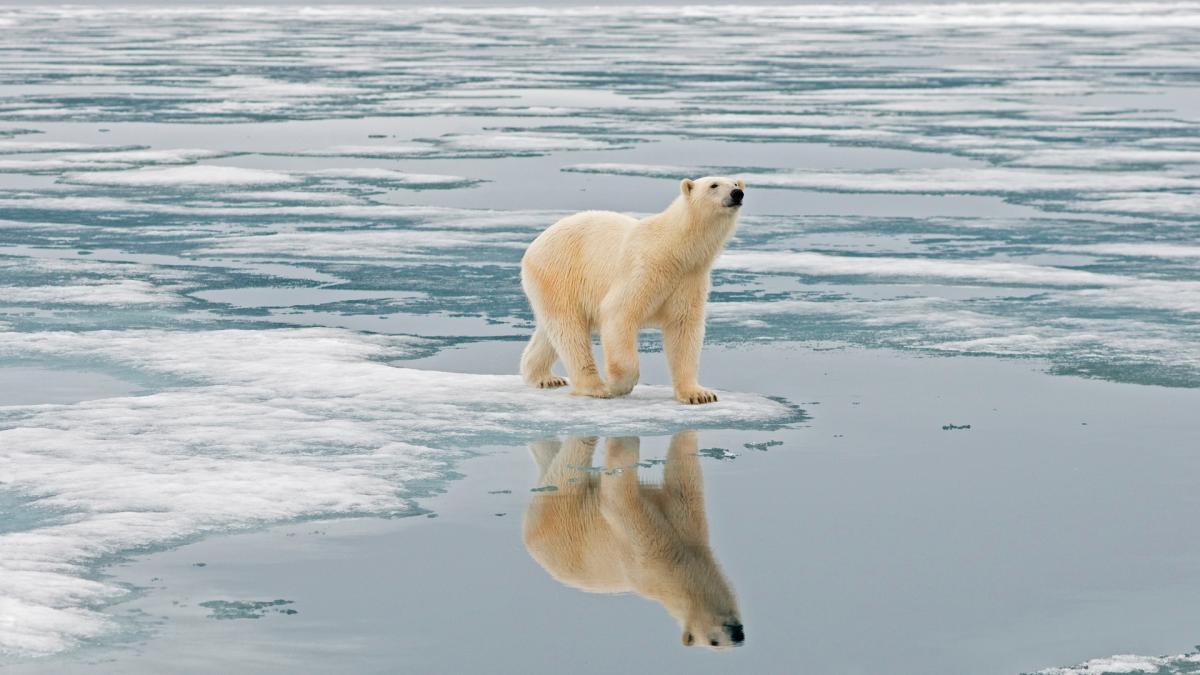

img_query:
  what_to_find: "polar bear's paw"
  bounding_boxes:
[676,387,719,405]
[570,382,612,399]
[532,376,569,389]
[606,378,637,398]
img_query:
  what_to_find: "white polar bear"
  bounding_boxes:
[520,176,745,404]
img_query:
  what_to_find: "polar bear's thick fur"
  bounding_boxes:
[520,176,745,404]
[523,432,745,649]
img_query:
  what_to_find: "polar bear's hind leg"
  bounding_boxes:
[543,315,609,398]
[521,327,567,389]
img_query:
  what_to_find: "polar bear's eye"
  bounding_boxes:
[710,183,718,189]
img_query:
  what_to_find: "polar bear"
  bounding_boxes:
[520,177,745,404]
[522,432,745,650]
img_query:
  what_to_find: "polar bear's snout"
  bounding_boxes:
[726,187,744,208]
[686,618,747,650]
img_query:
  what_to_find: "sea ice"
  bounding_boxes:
[0,327,796,656]
[61,165,300,187]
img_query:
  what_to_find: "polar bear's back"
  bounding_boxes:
[524,210,639,265]
[521,210,639,318]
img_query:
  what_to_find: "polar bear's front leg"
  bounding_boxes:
[601,314,641,397]
[664,303,717,405]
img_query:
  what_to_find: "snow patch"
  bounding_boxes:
[1057,243,1200,259]
[199,229,528,259]
[61,165,300,187]
[1033,650,1200,675]
[308,168,482,187]
[0,280,181,305]
[434,132,620,153]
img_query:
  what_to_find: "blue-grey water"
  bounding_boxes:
[0,4,1198,673]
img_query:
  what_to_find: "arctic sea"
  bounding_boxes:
[1,4,1198,673]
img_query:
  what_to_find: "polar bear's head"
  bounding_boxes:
[680,176,746,212]
[680,601,745,651]
[670,557,745,650]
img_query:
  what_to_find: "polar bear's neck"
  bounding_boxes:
[646,196,739,271]
[641,546,740,625]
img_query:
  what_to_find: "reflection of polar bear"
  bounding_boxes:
[520,177,745,404]
[522,431,745,649]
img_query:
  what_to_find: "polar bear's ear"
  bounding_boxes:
[736,179,745,189]
[680,178,694,196]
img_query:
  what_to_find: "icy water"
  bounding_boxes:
[0,3,1198,673]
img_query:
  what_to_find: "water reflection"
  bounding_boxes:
[522,431,744,650]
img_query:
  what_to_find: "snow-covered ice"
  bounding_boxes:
[61,165,300,187]
[0,328,795,656]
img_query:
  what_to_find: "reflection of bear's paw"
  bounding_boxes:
[676,387,718,405]
[604,437,640,468]
[533,376,568,389]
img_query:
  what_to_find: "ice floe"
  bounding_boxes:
[718,250,1200,313]
[0,149,225,173]
[307,168,483,188]
[1067,193,1200,218]
[719,251,1111,287]
[564,163,1197,195]
[1056,243,1200,259]
[198,229,528,259]
[430,132,625,153]
[0,327,797,656]
[0,280,181,306]
[60,165,300,187]
[1033,650,1200,675]
[0,141,139,154]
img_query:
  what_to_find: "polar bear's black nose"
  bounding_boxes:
[730,188,744,204]
[726,623,745,644]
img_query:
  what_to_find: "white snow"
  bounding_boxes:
[308,168,480,186]
[216,190,361,204]
[0,150,225,172]
[1012,147,1200,167]
[0,280,181,305]
[0,196,515,221]
[61,165,300,187]
[0,141,137,154]
[435,132,618,152]
[1056,243,1200,259]
[1036,651,1200,675]
[1069,192,1200,217]
[293,144,437,158]
[206,75,363,99]
[199,229,528,259]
